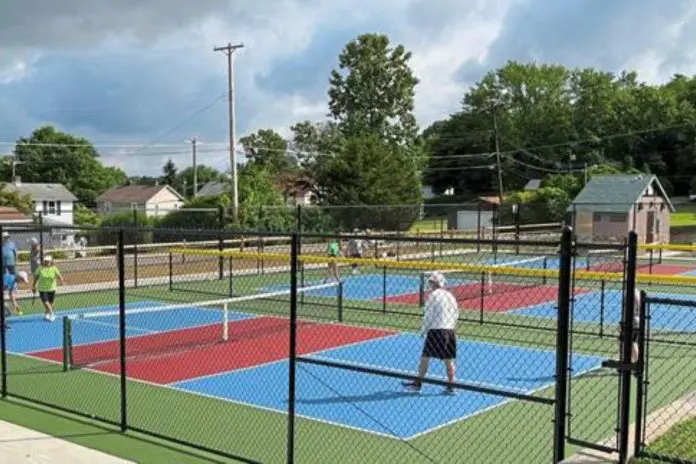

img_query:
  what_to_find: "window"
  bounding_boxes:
[47,201,56,215]
[131,202,139,212]
[593,212,627,223]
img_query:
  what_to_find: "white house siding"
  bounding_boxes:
[145,188,185,217]
[35,199,74,225]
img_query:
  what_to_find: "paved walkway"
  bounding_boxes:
[0,420,133,463]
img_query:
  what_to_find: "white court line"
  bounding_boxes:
[74,318,157,335]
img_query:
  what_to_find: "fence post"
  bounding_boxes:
[118,229,128,432]
[287,232,299,464]
[476,202,482,253]
[38,212,44,262]
[297,205,305,304]
[218,206,225,281]
[168,252,173,292]
[0,224,6,398]
[553,225,573,463]
[633,290,647,458]
[514,204,521,254]
[618,231,638,464]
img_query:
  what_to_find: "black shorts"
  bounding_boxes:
[39,291,55,304]
[422,329,457,360]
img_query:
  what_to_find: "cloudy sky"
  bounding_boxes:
[1,0,695,176]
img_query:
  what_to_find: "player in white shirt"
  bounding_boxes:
[403,271,460,395]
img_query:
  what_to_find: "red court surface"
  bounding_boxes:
[589,263,695,275]
[32,317,395,384]
[385,283,591,312]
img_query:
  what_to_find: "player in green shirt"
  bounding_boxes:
[326,239,342,283]
[32,255,64,322]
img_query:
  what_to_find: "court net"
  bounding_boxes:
[418,256,550,305]
[61,282,341,371]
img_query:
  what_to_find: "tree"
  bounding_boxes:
[313,134,422,230]
[237,164,294,231]
[73,204,102,226]
[328,33,419,146]
[0,184,33,214]
[13,126,128,205]
[161,159,178,187]
[691,176,696,195]
[240,129,296,174]
[128,175,159,186]
[175,165,224,197]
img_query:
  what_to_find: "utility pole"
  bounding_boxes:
[492,110,504,205]
[185,138,199,197]
[3,157,22,181]
[213,42,244,221]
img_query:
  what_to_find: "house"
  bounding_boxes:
[446,196,503,231]
[96,185,185,218]
[524,179,542,190]
[0,206,32,224]
[3,178,78,225]
[275,173,315,206]
[197,181,228,197]
[567,174,675,244]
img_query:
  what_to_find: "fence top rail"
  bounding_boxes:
[169,248,691,286]
[645,296,696,308]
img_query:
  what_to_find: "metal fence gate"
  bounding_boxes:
[633,294,696,464]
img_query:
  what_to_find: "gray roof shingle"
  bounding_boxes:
[568,174,675,213]
[3,182,78,201]
[197,181,228,197]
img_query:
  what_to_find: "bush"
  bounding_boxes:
[92,211,154,245]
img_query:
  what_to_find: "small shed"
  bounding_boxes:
[567,175,675,244]
[447,196,502,231]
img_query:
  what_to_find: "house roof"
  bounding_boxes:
[568,175,676,213]
[524,179,542,190]
[197,181,228,197]
[0,206,31,223]
[96,185,184,203]
[3,182,78,201]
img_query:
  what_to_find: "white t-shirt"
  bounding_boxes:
[421,288,459,334]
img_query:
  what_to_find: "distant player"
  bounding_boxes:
[4,270,28,321]
[347,229,368,274]
[2,232,17,276]
[32,255,64,322]
[326,238,343,282]
[28,237,41,275]
[403,271,460,395]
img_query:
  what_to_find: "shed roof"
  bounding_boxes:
[3,182,78,201]
[568,175,675,213]
[96,185,184,203]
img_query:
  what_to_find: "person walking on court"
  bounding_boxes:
[2,232,17,276]
[4,270,29,320]
[29,237,41,276]
[402,271,460,395]
[32,255,64,322]
[326,237,343,283]
[347,230,368,274]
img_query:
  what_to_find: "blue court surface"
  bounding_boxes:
[174,333,602,439]
[269,273,472,301]
[6,300,253,354]
[510,290,696,332]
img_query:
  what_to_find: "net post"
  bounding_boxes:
[618,231,638,464]
[418,273,425,309]
[62,316,70,371]
[648,249,653,275]
[476,202,482,253]
[118,228,128,433]
[168,252,173,292]
[222,303,229,342]
[382,266,387,314]
[228,256,234,297]
[599,280,605,338]
[287,232,299,464]
[553,225,573,463]
[338,281,344,323]
[218,235,224,281]
[0,224,6,398]
[479,271,485,325]
[514,204,521,254]
[543,257,548,285]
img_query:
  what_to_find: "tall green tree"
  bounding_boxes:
[161,158,178,187]
[240,129,296,174]
[0,184,33,214]
[314,134,422,230]
[176,165,224,197]
[13,126,127,205]
[328,33,419,146]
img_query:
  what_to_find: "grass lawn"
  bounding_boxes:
[671,202,696,226]
[408,217,446,233]
[637,417,696,462]
[1,256,696,463]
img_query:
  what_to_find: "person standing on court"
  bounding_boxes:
[2,232,17,276]
[32,255,64,322]
[29,238,41,276]
[402,271,460,395]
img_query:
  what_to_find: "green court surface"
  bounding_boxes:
[2,261,696,463]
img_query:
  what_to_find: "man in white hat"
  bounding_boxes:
[28,237,41,276]
[402,271,460,395]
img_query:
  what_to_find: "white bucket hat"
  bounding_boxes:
[428,271,446,288]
